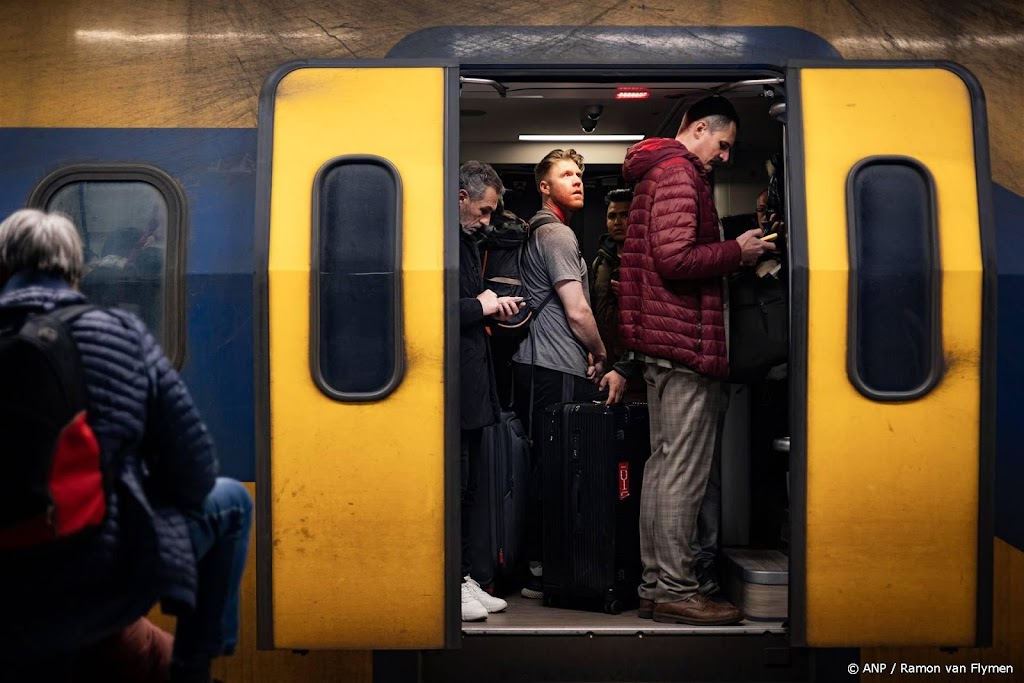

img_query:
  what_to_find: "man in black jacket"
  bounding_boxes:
[458,161,522,621]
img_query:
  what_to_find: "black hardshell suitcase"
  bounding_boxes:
[540,402,650,613]
[468,411,530,588]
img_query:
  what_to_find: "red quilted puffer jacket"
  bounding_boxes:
[618,138,742,378]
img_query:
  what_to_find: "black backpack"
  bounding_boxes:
[0,304,106,551]
[480,213,558,340]
[727,272,788,384]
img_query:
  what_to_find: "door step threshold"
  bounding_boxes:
[462,594,786,636]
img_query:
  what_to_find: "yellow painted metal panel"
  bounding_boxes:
[268,67,447,649]
[801,68,982,646]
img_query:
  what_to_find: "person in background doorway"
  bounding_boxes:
[590,188,645,402]
[590,188,631,360]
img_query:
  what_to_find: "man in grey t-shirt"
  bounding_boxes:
[510,148,612,600]
[512,209,593,377]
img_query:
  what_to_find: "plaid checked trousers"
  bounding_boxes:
[639,363,724,602]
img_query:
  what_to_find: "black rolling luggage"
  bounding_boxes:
[539,402,650,613]
[468,411,530,588]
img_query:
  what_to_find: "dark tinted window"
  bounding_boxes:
[848,158,941,400]
[31,166,186,366]
[313,157,403,400]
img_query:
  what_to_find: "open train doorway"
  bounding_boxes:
[455,70,792,638]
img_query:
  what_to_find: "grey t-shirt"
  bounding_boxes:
[512,210,591,377]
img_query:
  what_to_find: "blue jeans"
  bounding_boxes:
[173,478,252,665]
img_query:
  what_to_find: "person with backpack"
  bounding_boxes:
[458,162,523,621]
[0,208,251,683]
[510,149,624,599]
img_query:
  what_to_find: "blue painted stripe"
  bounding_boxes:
[0,128,258,480]
[994,183,1024,553]
[0,126,1019,544]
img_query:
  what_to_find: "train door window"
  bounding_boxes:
[29,165,187,366]
[846,157,941,400]
[311,156,404,400]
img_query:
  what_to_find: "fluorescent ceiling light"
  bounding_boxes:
[518,134,644,142]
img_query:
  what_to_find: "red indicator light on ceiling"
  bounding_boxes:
[615,87,650,100]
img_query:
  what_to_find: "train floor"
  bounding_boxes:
[462,594,786,636]
[410,595,802,683]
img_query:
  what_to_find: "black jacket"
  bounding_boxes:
[590,233,623,360]
[459,230,501,430]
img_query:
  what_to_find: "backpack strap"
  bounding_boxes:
[41,304,96,326]
[528,214,560,233]
[16,304,96,341]
[526,290,557,445]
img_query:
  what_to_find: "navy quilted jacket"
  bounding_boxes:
[0,275,217,653]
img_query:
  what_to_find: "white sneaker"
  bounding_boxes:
[461,583,488,621]
[464,576,508,613]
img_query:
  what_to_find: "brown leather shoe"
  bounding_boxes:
[652,594,743,625]
[638,598,655,619]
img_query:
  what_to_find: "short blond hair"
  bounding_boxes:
[0,209,84,289]
[534,149,585,191]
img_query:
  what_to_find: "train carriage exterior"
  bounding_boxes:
[0,2,1021,681]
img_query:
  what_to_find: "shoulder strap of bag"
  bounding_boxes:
[528,214,560,232]
[41,304,96,326]
[522,211,564,444]
[526,291,558,445]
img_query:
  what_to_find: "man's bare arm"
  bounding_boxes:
[554,278,607,368]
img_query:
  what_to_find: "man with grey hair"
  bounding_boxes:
[458,161,522,620]
[0,208,250,683]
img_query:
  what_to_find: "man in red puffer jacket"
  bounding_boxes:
[618,96,774,625]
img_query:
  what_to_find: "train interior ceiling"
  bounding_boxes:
[459,73,784,262]
[457,73,792,634]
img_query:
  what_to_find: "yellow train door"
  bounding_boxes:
[786,62,995,647]
[254,61,460,649]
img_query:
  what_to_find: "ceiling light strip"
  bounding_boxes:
[518,134,645,142]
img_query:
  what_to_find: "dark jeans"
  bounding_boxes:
[2,478,252,679]
[173,478,253,666]
[460,428,483,579]
[512,362,600,562]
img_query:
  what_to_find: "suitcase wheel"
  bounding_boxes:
[603,598,623,615]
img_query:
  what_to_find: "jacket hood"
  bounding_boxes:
[596,233,621,262]
[622,138,703,182]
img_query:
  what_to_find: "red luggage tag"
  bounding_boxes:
[618,461,630,500]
